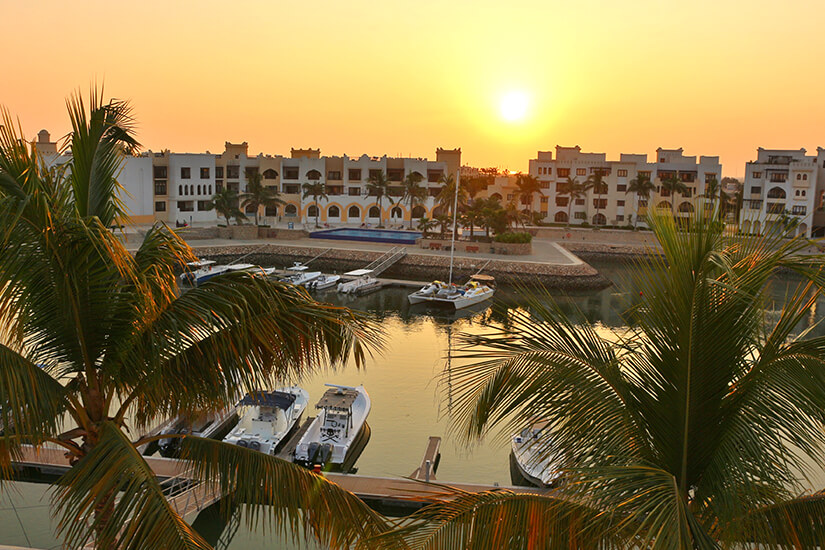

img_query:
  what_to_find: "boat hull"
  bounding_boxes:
[408,288,494,309]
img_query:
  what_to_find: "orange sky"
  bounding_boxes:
[2,0,824,176]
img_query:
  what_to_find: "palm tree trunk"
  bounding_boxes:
[315,199,319,227]
[567,195,572,227]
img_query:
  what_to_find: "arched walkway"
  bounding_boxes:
[368,206,381,219]
[678,202,694,213]
[328,205,341,220]
[798,223,808,237]
[348,205,361,220]
[284,204,298,217]
[411,205,426,218]
[307,205,319,217]
[657,200,672,211]
[554,211,568,223]
[390,206,403,220]
[592,213,607,226]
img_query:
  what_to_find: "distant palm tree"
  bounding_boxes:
[464,175,488,204]
[302,181,327,227]
[628,171,655,228]
[0,90,390,550]
[660,173,688,217]
[515,172,542,219]
[417,216,436,238]
[240,171,285,226]
[210,187,246,226]
[366,170,393,228]
[585,171,608,226]
[559,176,584,227]
[436,173,467,219]
[401,171,426,229]
[701,176,728,222]
[434,213,452,237]
[386,212,825,549]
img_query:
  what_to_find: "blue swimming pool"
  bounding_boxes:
[309,228,422,244]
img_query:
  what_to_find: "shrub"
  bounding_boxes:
[493,232,532,244]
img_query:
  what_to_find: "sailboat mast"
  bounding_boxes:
[448,170,460,285]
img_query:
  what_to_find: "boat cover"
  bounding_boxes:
[316,388,359,411]
[240,390,297,409]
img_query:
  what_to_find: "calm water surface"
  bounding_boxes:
[4,260,824,549]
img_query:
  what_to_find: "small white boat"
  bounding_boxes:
[154,408,238,458]
[294,384,371,471]
[338,269,382,295]
[223,387,309,455]
[510,419,562,488]
[180,260,229,285]
[280,263,322,286]
[306,274,341,290]
[408,275,495,309]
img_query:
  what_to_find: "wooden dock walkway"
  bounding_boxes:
[410,436,441,481]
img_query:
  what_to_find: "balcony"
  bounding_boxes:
[766,202,785,214]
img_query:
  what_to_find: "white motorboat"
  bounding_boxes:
[223,387,309,455]
[338,269,382,295]
[154,408,239,458]
[294,384,371,471]
[180,260,265,285]
[306,274,341,290]
[408,274,495,310]
[280,263,322,286]
[510,419,562,488]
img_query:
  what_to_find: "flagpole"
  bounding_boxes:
[448,170,460,285]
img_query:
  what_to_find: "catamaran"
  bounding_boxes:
[223,387,310,455]
[293,384,371,472]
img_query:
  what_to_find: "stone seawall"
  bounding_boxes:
[561,241,656,262]
[188,244,611,290]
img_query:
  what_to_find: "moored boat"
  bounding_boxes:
[280,263,322,286]
[510,419,562,488]
[306,274,341,290]
[294,384,371,472]
[223,387,309,455]
[337,269,382,295]
[408,275,495,309]
[154,408,239,458]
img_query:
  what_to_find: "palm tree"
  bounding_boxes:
[701,176,728,222]
[514,172,542,220]
[240,171,285,226]
[0,91,391,549]
[628,171,655,228]
[584,171,608,226]
[210,187,246,226]
[366,170,393,228]
[385,211,825,548]
[559,176,583,227]
[302,181,327,228]
[435,173,467,219]
[434,213,452,237]
[660,173,688,217]
[401,171,426,229]
[417,216,436,238]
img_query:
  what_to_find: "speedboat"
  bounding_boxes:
[223,387,309,455]
[408,274,495,310]
[306,274,341,290]
[180,260,229,286]
[153,408,238,458]
[338,269,382,295]
[294,384,371,472]
[510,419,562,488]
[280,263,322,286]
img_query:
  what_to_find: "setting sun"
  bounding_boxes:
[499,91,529,122]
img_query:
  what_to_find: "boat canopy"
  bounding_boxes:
[240,391,297,409]
[344,269,374,276]
[186,260,216,267]
[471,274,495,284]
[226,263,256,271]
[287,264,309,271]
[316,387,358,412]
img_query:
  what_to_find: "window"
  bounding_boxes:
[617,169,628,177]
[795,189,801,197]
[558,168,570,178]
[705,173,716,182]
[792,206,807,215]
[751,187,762,195]
[328,171,342,180]
[576,168,586,176]
[283,184,300,194]
[752,171,762,179]
[555,197,569,207]
[263,169,279,179]
[616,215,624,222]
[200,167,210,179]
[265,206,278,216]
[154,182,167,195]
[348,169,362,180]
[639,171,652,179]
[153,166,167,179]
[387,169,403,181]
[546,167,552,175]
[769,172,787,182]
[197,200,211,211]
[574,211,586,220]
[575,198,585,205]
[154,201,166,212]
[638,200,648,208]
[427,170,443,183]
[802,190,807,197]
[767,187,786,199]
[348,205,361,218]
[284,167,299,180]
[328,205,340,217]
[617,184,627,192]
[617,200,625,207]
[767,202,785,214]
[178,201,194,212]
[680,172,696,183]
[796,173,802,180]
[306,169,322,181]
[540,196,548,204]
[215,166,224,178]
[803,174,808,181]
[682,188,692,198]
[369,169,382,181]
[348,187,360,196]
[660,188,671,197]
[748,200,762,210]
[197,185,201,195]
[226,165,240,179]
[180,167,191,179]
[593,198,607,208]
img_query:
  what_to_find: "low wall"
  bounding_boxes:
[418,238,532,256]
[561,241,656,261]
[531,226,656,245]
[173,227,219,240]
[186,243,610,290]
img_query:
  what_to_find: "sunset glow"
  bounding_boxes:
[500,91,529,122]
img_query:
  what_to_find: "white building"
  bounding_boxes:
[738,148,825,239]
[528,146,723,227]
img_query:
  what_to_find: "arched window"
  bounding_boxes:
[411,205,426,218]
[348,205,361,218]
[678,202,694,213]
[285,204,298,216]
[431,206,444,217]
[592,213,607,225]
[307,169,322,181]
[368,206,380,218]
[197,185,201,195]
[657,200,672,210]
[263,169,279,179]
[208,185,212,195]
[328,205,340,217]
[554,211,568,223]
[391,206,403,218]
[178,185,182,195]
[265,205,278,216]
[307,205,319,217]
[767,187,786,199]
[245,204,256,214]
[490,193,503,202]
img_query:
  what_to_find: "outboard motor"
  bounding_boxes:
[249,440,261,452]
[237,440,249,448]
[307,442,320,464]
[318,443,333,466]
